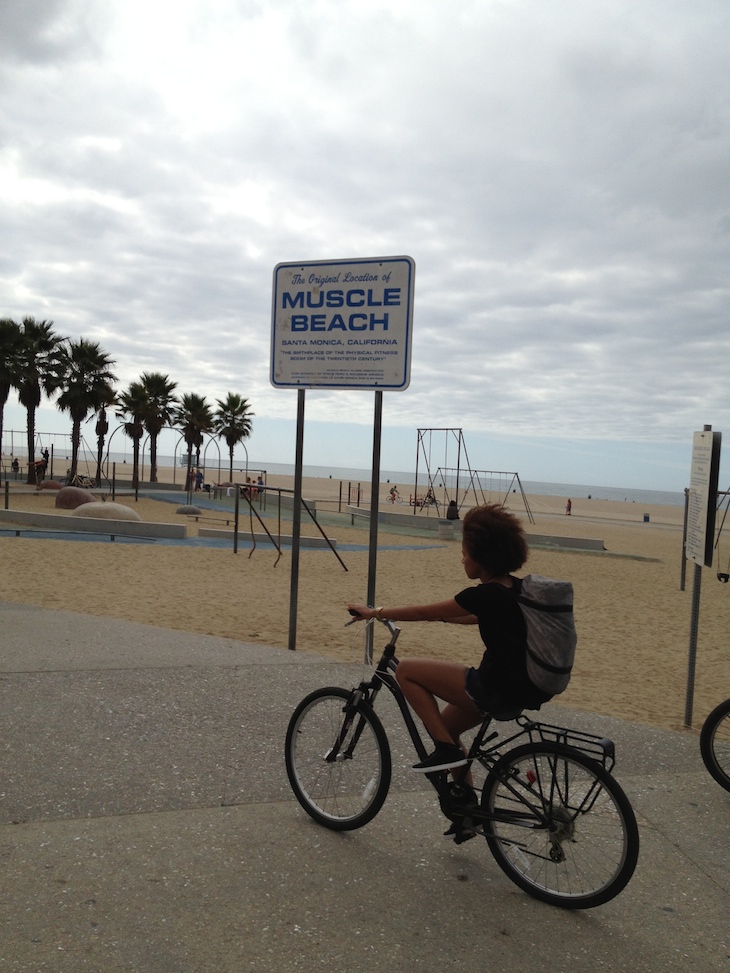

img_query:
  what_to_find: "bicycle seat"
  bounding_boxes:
[489,708,523,722]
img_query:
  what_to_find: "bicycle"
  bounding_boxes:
[385,489,403,504]
[409,492,438,509]
[285,617,640,910]
[699,698,730,791]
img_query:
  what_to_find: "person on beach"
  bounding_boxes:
[565,498,572,515]
[347,503,552,774]
[33,459,45,489]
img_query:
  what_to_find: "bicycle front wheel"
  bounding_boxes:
[285,687,392,830]
[482,742,639,909]
[700,699,730,791]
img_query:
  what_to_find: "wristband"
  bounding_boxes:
[374,606,384,619]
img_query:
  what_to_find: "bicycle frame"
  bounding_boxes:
[288,617,639,908]
[342,619,617,831]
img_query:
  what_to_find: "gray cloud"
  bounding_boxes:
[1,0,728,486]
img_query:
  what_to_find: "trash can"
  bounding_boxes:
[643,514,650,523]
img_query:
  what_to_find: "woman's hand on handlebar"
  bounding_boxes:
[347,604,375,621]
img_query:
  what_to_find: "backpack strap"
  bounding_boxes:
[524,644,573,675]
[517,594,573,614]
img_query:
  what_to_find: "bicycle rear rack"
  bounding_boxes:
[523,718,616,773]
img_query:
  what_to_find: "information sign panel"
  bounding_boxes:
[685,428,721,567]
[271,256,415,389]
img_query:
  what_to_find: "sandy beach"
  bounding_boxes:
[1,467,727,735]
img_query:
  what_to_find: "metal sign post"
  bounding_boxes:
[683,425,722,726]
[271,256,415,651]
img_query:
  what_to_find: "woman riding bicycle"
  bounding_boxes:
[348,503,552,773]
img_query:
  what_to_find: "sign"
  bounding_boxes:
[685,428,721,567]
[270,255,415,390]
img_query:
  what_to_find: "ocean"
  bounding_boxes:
[179,457,687,508]
[6,441,687,508]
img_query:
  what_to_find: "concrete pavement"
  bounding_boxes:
[1,602,728,973]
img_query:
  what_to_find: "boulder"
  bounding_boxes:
[73,502,142,522]
[40,480,64,491]
[176,505,202,516]
[56,486,97,509]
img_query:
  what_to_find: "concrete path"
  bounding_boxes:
[1,603,728,972]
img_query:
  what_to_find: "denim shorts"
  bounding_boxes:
[465,666,489,714]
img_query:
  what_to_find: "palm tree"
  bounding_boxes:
[214,393,255,480]
[94,404,114,487]
[138,372,178,482]
[173,393,215,491]
[56,339,117,481]
[116,381,147,488]
[0,318,23,472]
[14,317,65,483]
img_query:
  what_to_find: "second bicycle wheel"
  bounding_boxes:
[700,698,730,791]
[285,687,392,830]
[482,742,639,909]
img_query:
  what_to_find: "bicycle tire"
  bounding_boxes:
[481,741,639,909]
[700,698,730,792]
[285,687,392,831]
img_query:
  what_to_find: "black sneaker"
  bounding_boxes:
[444,781,479,842]
[443,821,478,844]
[412,742,468,773]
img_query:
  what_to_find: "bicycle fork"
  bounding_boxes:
[324,685,380,763]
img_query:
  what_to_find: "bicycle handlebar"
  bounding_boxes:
[346,611,400,642]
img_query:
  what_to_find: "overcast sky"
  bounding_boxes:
[1,0,728,491]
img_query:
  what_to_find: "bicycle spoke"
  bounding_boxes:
[482,743,638,908]
[285,688,391,830]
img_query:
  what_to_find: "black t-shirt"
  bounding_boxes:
[455,578,552,712]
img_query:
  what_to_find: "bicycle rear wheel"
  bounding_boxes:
[700,699,730,791]
[285,687,392,830]
[482,742,639,909]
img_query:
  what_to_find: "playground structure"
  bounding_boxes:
[413,428,535,524]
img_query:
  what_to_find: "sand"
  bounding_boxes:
[1,469,728,735]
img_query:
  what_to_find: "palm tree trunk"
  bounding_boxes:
[95,411,108,487]
[150,435,158,483]
[0,385,9,478]
[26,404,37,484]
[186,448,194,500]
[70,420,82,478]
[132,439,141,489]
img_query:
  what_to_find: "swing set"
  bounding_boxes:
[413,428,535,524]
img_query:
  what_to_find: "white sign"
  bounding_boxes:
[686,428,721,567]
[270,255,415,390]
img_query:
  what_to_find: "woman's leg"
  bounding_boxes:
[396,658,482,744]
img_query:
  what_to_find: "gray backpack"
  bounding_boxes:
[516,574,577,696]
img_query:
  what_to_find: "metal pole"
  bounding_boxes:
[365,392,383,662]
[680,488,689,591]
[288,390,306,651]
[234,486,239,555]
[684,562,703,727]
